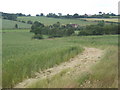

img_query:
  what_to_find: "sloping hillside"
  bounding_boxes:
[17,16,97,26]
[2,19,31,29]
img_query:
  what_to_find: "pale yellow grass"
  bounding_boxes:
[83,18,118,22]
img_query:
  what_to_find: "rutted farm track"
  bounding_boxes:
[14,47,104,88]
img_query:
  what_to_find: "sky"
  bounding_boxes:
[0,0,119,16]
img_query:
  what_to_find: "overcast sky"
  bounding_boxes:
[0,0,119,15]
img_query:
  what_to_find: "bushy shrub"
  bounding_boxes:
[32,34,43,39]
[78,23,118,36]
[31,21,75,39]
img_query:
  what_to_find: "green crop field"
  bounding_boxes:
[2,30,118,88]
[2,19,31,29]
[17,16,97,26]
[28,35,118,88]
[2,30,83,88]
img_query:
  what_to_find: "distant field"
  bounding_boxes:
[2,29,29,32]
[110,16,118,18]
[17,16,97,26]
[2,19,31,29]
[2,30,118,88]
[83,18,118,22]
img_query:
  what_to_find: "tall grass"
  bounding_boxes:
[27,46,118,88]
[64,35,118,88]
[77,46,118,88]
[2,30,118,88]
[2,31,83,88]
[25,35,118,88]
[28,68,72,88]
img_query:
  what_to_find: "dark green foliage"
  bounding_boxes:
[21,21,26,23]
[31,21,75,39]
[46,13,59,18]
[27,20,33,24]
[16,13,26,16]
[73,13,80,18]
[27,14,31,16]
[103,24,118,34]
[40,13,44,16]
[2,13,17,21]
[31,21,44,35]
[97,20,105,26]
[78,23,118,36]
[15,24,18,29]
[48,23,75,37]
[45,12,117,19]
[36,14,40,16]
[78,30,90,36]
[86,24,104,35]
[31,20,118,38]
[32,34,43,39]
[30,21,46,39]
[118,25,120,34]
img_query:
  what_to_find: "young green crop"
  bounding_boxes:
[2,30,83,88]
[2,30,118,88]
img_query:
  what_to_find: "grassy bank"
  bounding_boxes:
[84,46,118,88]
[76,46,118,88]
